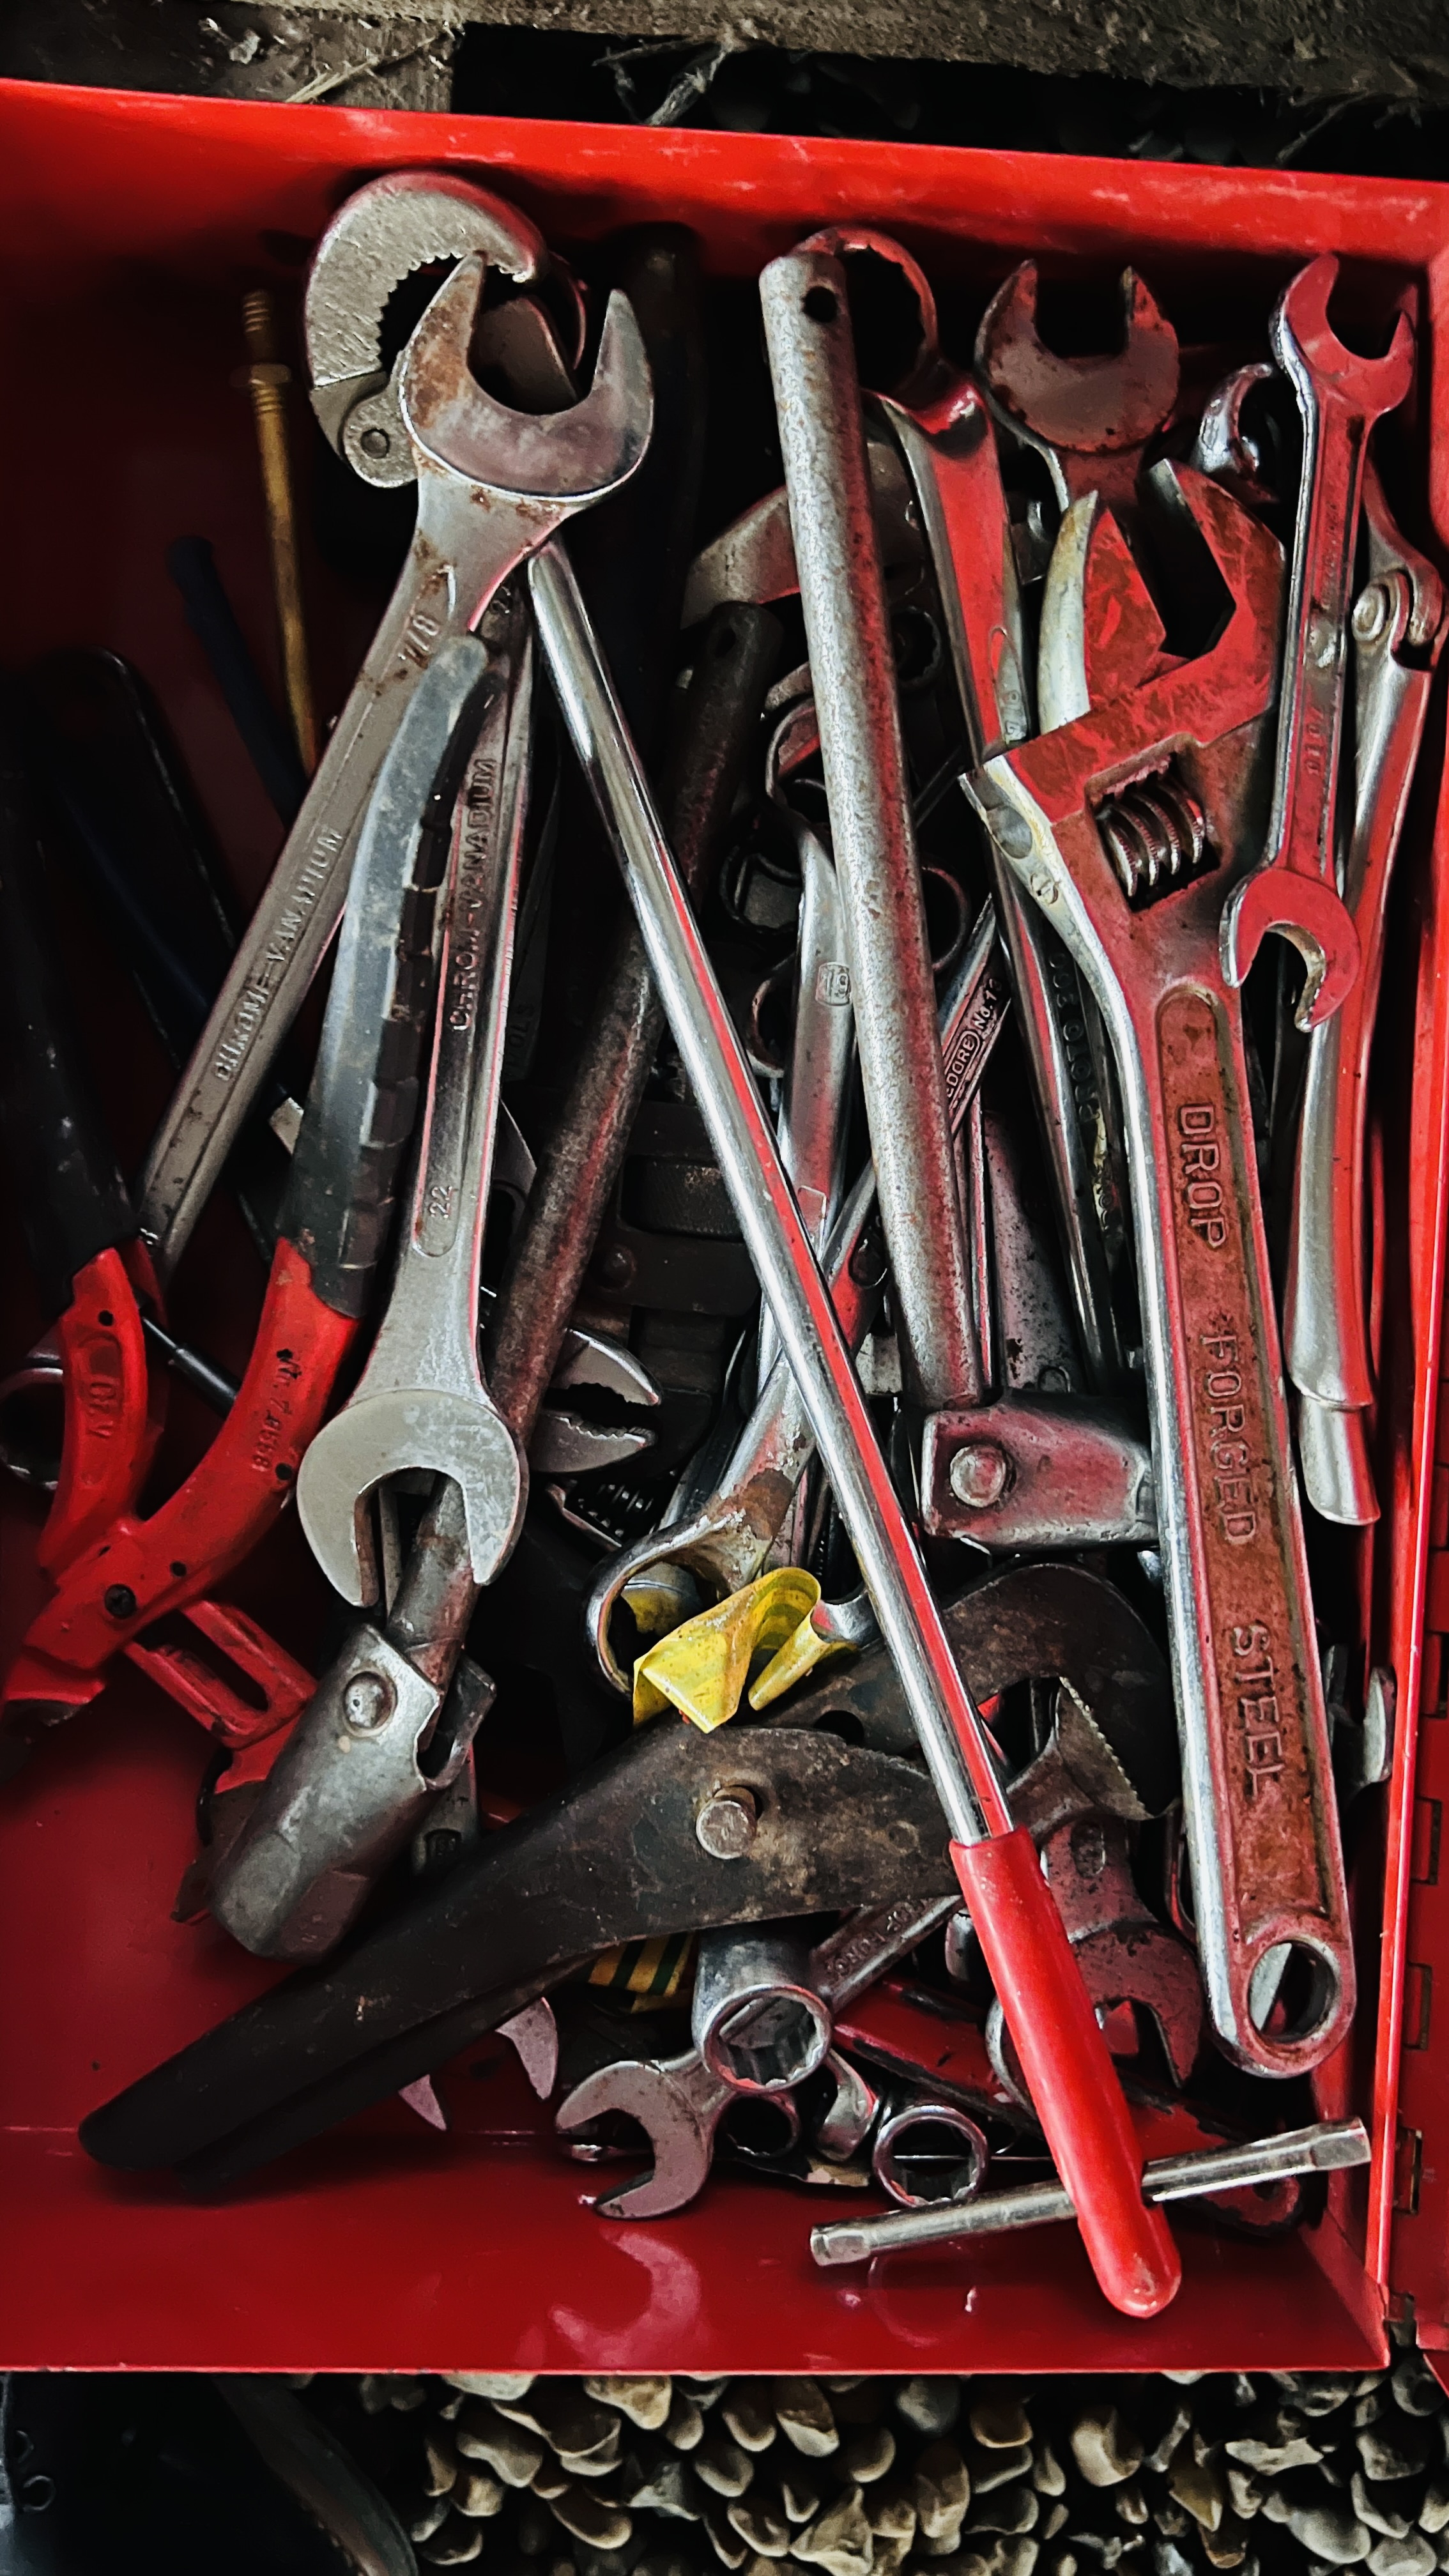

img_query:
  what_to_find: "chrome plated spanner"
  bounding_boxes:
[761,237,1154,1549]
[297,599,533,1604]
[138,217,648,1278]
[556,1894,957,2217]
[972,464,1354,2077]
[1286,459,1446,1524]
[1222,254,1413,1028]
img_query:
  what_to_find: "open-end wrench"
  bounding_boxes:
[296,599,533,1604]
[137,238,649,1281]
[303,169,548,477]
[1220,254,1414,1029]
[970,464,1355,2078]
[1285,460,1446,1523]
[976,259,1180,526]
[209,622,778,1964]
[529,538,1181,2317]
[555,1895,958,2218]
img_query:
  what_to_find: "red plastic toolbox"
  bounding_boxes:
[2,77,1448,2374]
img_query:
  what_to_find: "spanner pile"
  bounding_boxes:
[0,169,1438,2321]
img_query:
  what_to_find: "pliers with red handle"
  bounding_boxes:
[1,635,492,1756]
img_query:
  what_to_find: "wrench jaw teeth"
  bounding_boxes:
[402,266,654,509]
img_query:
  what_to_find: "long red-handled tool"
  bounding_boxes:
[529,537,1180,2322]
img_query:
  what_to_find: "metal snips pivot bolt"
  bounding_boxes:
[1220,253,1413,1029]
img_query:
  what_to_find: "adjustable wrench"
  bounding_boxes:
[138,227,648,1278]
[296,600,533,1604]
[530,539,1180,2317]
[1221,254,1413,1028]
[1285,460,1446,1523]
[970,464,1355,2076]
[556,1895,958,2218]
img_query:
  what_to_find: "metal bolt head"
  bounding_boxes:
[1352,580,1391,646]
[947,1439,1011,1511]
[360,425,391,460]
[696,1788,758,1860]
[103,1583,138,1621]
[343,1670,394,1733]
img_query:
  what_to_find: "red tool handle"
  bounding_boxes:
[953,1825,1181,2319]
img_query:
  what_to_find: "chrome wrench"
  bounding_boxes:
[1286,459,1446,1523]
[138,243,648,1278]
[972,464,1354,2077]
[556,1895,958,2218]
[296,599,533,1604]
[1222,253,1413,1027]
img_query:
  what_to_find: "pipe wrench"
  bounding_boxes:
[969,461,1355,2077]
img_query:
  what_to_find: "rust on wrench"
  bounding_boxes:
[138,250,649,1279]
[976,259,1180,519]
[1220,253,1413,1029]
[971,465,1355,2078]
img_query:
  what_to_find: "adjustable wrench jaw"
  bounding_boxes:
[305,168,547,472]
[974,469,1356,2081]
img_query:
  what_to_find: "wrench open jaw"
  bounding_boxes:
[970,465,1356,2081]
[976,259,1180,518]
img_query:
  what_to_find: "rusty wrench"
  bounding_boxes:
[139,212,647,1278]
[972,464,1354,2078]
[1221,254,1413,1028]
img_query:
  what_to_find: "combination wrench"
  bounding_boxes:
[970,463,1355,2077]
[556,1896,958,2218]
[1221,252,1413,1028]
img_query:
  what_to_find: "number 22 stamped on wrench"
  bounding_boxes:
[971,464,1354,2077]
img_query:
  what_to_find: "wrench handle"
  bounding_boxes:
[1138,981,1353,2067]
[952,1827,1179,2319]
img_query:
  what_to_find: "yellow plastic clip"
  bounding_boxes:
[632,1566,855,1731]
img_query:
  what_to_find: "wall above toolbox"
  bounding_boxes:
[0,78,1447,2372]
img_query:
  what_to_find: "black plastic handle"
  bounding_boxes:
[167,537,307,827]
[0,719,135,1310]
